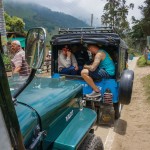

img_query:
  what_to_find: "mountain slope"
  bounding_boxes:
[4,1,89,32]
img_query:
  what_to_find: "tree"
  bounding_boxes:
[129,0,150,50]
[101,0,134,37]
[138,0,150,36]
[4,12,11,31]
[4,12,25,33]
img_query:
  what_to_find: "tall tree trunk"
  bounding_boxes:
[0,0,7,53]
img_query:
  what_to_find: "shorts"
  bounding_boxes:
[89,68,111,80]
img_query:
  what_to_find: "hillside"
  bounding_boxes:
[4,1,89,32]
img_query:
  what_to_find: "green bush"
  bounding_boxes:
[2,54,12,71]
[128,48,141,57]
[147,60,150,65]
[137,55,147,67]
[142,75,150,102]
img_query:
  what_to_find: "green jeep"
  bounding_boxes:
[0,28,103,150]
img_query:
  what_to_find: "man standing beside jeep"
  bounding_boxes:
[11,40,30,76]
[58,45,79,75]
[81,44,115,98]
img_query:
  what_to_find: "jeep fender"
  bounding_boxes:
[52,108,97,150]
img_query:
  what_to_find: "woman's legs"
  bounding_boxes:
[60,66,78,75]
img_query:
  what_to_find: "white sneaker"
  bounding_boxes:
[86,91,101,98]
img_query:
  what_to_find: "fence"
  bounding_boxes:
[41,60,51,73]
[5,64,12,72]
[5,60,51,77]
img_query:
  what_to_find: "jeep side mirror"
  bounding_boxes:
[13,27,46,99]
[26,27,46,69]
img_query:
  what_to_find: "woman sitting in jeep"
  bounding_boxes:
[58,45,79,75]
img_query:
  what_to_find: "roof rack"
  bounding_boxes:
[58,27,116,34]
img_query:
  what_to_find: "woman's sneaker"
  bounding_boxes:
[86,91,101,98]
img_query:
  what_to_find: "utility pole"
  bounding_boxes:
[0,0,7,53]
[91,14,93,27]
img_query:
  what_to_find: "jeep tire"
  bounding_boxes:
[119,69,134,105]
[78,133,104,150]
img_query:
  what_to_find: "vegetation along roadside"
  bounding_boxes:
[142,74,150,103]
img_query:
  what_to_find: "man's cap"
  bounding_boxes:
[87,43,101,48]
[12,40,21,46]
[62,45,70,51]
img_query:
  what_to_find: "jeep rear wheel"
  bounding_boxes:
[78,133,104,150]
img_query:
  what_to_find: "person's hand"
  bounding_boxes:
[83,65,88,69]
[67,51,71,57]
[75,65,79,71]
[83,65,91,70]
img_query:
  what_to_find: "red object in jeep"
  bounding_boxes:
[103,91,113,104]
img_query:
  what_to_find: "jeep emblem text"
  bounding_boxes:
[66,110,74,122]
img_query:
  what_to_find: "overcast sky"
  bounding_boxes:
[10,0,145,26]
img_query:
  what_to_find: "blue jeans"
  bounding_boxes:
[59,66,78,75]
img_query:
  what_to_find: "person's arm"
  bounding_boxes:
[13,67,21,73]
[84,53,102,71]
[71,54,79,70]
[71,54,78,67]
[13,54,22,74]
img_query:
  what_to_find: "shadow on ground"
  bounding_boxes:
[114,119,127,135]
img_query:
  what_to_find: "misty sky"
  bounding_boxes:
[9,0,145,26]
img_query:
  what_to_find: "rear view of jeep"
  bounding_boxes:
[50,27,134,125]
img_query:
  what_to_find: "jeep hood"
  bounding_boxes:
[9,77,97,148]
[9,77,82,128]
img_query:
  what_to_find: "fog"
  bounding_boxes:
[6,0,144,26]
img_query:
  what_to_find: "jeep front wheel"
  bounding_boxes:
[78,133,104,150]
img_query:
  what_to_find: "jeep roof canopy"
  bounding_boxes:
[50,27,128,49]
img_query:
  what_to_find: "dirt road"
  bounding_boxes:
[111,58,150,150]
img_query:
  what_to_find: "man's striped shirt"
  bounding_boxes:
[11,49,30,76]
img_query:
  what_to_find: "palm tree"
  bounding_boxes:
[0,0,7,53]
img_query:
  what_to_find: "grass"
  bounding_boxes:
[142,75,150,102]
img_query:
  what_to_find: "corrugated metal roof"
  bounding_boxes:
[8,37,26,48]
